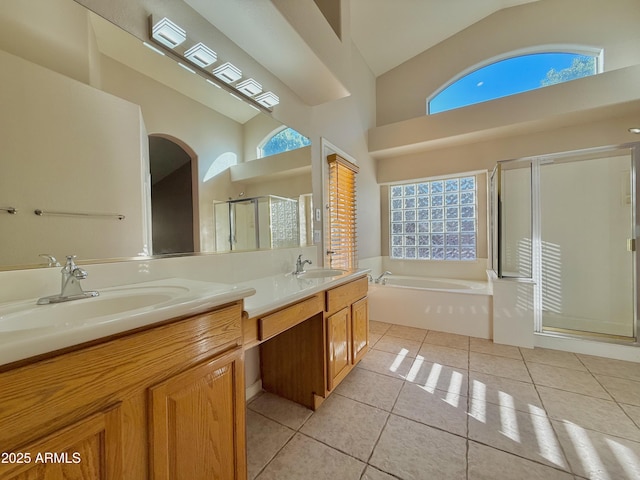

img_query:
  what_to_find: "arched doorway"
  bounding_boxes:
[148,134,199,255]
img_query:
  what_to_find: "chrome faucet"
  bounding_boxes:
[293,254,312,274]
[375,271,392,284]
[37,255,99,305]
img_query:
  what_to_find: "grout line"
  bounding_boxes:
[251,329,640,479]
[467,438,579,477]
[466,333,471,480]
[363,375,404,465]
[333,390,395,415]
[587,366,640,431]
[520,357,574,476]
[246,410,299,480]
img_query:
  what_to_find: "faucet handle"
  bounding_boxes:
[63,255,81,272]
[63,255,87,279]
[39,254,60,267]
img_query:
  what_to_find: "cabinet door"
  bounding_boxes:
[149,347,246,480]
[351,297,369,364]
[0,405,123,480]
[326,307,351,391]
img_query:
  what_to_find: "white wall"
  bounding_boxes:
[70,0,380,268]
[0,0,97,85]
[98,55,246,251]
[376,0,640,126]
[311,41,379,263]
[0,51,147,266]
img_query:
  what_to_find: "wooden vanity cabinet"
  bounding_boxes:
[149,347,246,480]
[351,296,369,364]
[0,302,247,480]
[0,405,124,480]
[326,306,351,391]
[325,277,369,392]
[258,275,369,410]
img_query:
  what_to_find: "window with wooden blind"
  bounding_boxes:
[327,153,359,269]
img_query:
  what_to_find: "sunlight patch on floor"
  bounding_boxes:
[469,380,486,423]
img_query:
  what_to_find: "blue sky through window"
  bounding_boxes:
[428,52,597,114]
[260,127,311,158]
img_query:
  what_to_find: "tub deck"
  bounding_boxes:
[368,277,493,339]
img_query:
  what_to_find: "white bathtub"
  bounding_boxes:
[368,275,493,339]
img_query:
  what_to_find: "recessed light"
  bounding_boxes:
[206,79,222,89]
[255,91,279,108]
[212,62,242,83]
[184,42,217,68]
[628,127,640,134]
[236,78,262,97]
[151,17,186,49]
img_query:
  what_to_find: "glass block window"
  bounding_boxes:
[390,176,477,260]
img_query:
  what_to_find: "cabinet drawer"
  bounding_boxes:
[259,293,323,341]
[326,277,368,315]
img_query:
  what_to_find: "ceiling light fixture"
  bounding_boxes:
[184,42,217,68]
[212,62,242,83]
[236,78,262,97]
[151,17,186,49]
[255,91,280,108]
[147,15,277,112]
[628,127,640,134]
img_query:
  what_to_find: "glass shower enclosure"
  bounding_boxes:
[214,195,308,252]
[491,145,638,341]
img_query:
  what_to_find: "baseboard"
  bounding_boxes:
[535,333,640,363]
[246,379,263,401]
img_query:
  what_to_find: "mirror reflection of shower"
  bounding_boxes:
[213,194,312,252]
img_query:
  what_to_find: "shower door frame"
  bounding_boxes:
[494,143,639,344]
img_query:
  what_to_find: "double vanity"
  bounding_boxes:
[0,261,369,479]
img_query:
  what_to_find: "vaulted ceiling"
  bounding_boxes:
[349,0,540,76]
[184,0,540,106]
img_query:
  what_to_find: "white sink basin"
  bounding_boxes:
[0,286,192,333]
[0,278,255,343]
[297,268,346,279]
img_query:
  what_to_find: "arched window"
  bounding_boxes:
[428,48,601,115]
[258,127,311,159]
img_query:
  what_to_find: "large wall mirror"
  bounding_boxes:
[0,0,312,270]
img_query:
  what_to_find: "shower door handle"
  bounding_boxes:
[627,239,636,252]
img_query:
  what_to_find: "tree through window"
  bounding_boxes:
[258,127,311,158]
[428,50,600,115]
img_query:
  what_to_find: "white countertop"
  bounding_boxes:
[0,278,255,366]
[0,268,370,367]
[238,268,370,319]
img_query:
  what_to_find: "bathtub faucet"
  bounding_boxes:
[375,271,392,284]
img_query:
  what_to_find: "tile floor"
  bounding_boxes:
[246,321,640,480]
